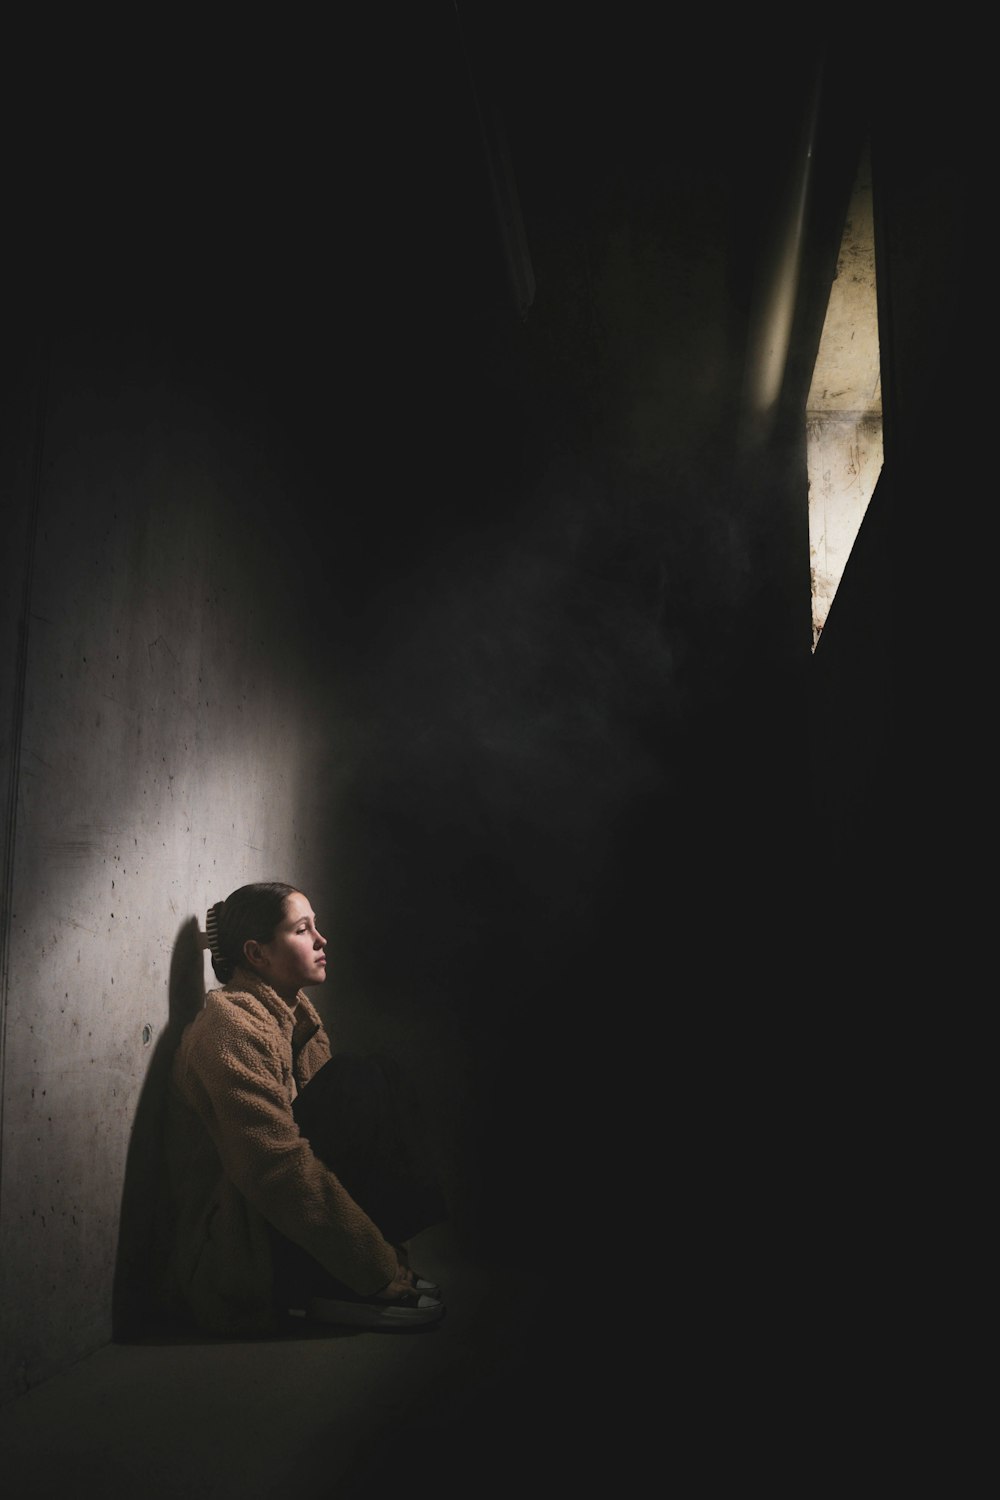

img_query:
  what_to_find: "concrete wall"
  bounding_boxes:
[0,314,344,1401]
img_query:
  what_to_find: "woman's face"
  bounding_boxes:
[247,891,328,998]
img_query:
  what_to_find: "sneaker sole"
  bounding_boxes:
[306,1293,446,1330]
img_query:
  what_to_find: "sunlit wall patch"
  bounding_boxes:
[806,142,882,650]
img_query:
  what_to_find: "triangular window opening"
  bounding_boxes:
[807,140,882,650]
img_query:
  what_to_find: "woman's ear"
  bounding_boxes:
[243,938,266,972]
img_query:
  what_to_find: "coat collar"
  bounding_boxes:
[223,967,323,1051]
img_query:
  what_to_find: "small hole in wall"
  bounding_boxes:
[141,1024,153,1047]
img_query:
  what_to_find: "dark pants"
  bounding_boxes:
[269,1051,448,1308]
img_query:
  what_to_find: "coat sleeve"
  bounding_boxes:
[178,1002,398,1296]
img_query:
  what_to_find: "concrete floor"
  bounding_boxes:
[0,1227,570,1498]
[0,1217,863,1494]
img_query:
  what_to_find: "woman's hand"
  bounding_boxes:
[373,1262,416,1301]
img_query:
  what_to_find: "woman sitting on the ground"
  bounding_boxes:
[162,880,446,1335]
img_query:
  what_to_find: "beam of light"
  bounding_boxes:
[739,71,823,450]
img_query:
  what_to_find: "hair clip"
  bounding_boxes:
[203,901,224,959]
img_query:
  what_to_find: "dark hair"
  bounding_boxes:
[209,881,300,984]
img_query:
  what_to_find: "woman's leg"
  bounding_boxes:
[269,1051,447,1310]
[292,1051,448,1246]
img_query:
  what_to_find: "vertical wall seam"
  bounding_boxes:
[0,336,50,1223]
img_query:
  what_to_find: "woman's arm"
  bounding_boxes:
[177,1001,399,1296]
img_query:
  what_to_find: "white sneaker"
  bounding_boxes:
[411,1274,443,1298]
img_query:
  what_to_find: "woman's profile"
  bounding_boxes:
[161,881,447,1334]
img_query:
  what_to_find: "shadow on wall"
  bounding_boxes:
[111,916,205,1341]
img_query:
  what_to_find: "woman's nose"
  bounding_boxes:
[316,930,327,947]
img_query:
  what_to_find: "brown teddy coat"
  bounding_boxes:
[163,968,398,1334]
